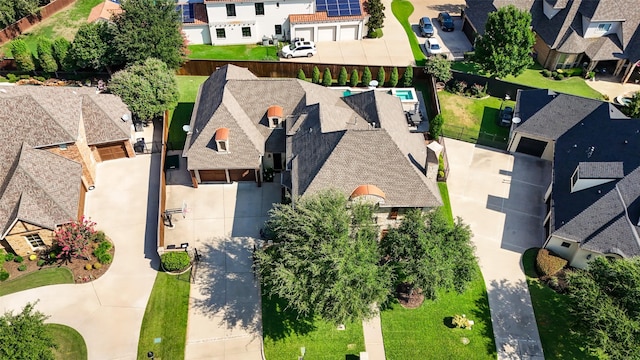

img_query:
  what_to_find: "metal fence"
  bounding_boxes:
[442,125,508,151]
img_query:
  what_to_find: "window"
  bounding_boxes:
[597,23,611,32]
[571,166,579,187]
[255,2,264,15]
[25,233,45,248]
[216,28,226,39]
[226,4,236,17]
[242,27,251,37]
[561,241,571,248]
[218,141,227,152]
[275,25,282,35]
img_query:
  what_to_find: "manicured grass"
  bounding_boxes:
[48,323,87,360]
[437,90,511,148]
[168,76,209,149]
[391,0,426,66]
[522,248,596,360]
[380,265,496,359]
[0,267,73,296]
[451,61,604,100]
[187,44,279,61]
[438,182,454,224]
[137,271,191,360]
[262,294,365,360]
[1,0,103,56]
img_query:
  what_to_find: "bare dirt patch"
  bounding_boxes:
[439,93,477,128]
[396,283,425,309]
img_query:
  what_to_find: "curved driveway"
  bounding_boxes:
[0,155,159,360]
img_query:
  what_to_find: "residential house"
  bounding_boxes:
[182,65,442,223]
[178,0,368,45]
[0,86,135,257]
[87,0,123,23]
[508,88,640,268]
[463,0,640,83]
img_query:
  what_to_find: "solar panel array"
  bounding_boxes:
[176,4,195,23]
[316,0,361,17]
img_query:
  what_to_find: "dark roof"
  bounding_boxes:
[578,162,624,179]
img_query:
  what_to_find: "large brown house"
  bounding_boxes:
[0,86,134,256]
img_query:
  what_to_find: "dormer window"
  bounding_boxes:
[215,127,229,153]
[597,23,611,32]
[267,105,284,129]
[570,162,624,193]
[350,184,386,205]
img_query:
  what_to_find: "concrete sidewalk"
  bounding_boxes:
[444,139,548,360]
[362,310,386,360]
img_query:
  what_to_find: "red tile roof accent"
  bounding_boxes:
[215,127,229,141]
[290,0,367,24]
[87,0,123,23]
[350,184,386,200]
[267,105,283,118]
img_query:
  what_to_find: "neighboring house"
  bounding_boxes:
[183,65,442,222]
[0,86,135,257]
[178,0,368,45]
[508,88,640,268]
[463,0,640,83]
[87,0,123,23]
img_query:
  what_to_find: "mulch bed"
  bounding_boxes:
[396,283,425,309]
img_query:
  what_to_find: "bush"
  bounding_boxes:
[349,69,359,87]
[29,254,37,261]
[93,241,113,264]
[312,66,320,84]
[92,230,107,243]
[389,67,399,87]
[37,260,45,267]
[0,270,9,281]
[430,114,445,139]
[85,263,93,270]
[554,73,564,80]
[362,66,372,87]
[18,264,27,271]
[161,251,190,272]
[6,73,18,83]
[450,80,467,94]
[97,253,112,264]
[37,37,58,73]
[463,51,475,61]
[93,262,102,270]
[14,256,23,263]
[377,67,385,87]
[452,314,473,329]
[541,69,551,77]
[338,67,348,86]
[297,68,306,81]
[322,68,332,86]
[469,83,486,97]
[10,39,35,72]
[368,28,383,38]
[402,66,413,87]
[5,253,15,262]
[535,248,568,277]
[563,67,583,77]
[551,71,558,78]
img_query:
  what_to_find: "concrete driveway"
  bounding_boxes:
[444,139,550,360]
[0,155,159,360]
[165,156,281,360]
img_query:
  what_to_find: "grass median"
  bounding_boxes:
[0,267,73,296]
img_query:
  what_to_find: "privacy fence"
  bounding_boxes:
[0,0,77,45]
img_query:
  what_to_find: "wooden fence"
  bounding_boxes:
[158,111,169,249]
[0,0,77,45]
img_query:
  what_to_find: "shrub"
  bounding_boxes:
[37,260,45,267]
[554,73,564,80]
[93,241,113,264]
[92,230,106,243]
[14,256,23,263]
[85,263,93,270]
[389,67,399,87]
[541,69,551,77]
[10,39,35,72]
[0,270,9,281]
[452,314,473,329]
[368,28,383,38]
[322,68,332,87]
[450,80,467,94]
[5,253,15,262]
[535,248,568,277]
[37,37,58,73]
[564,67,583,77]
[349,69,359,87]
[93,263,102,270]
[55,216,97,261]
[463,51,475,61]
[377,67,385,87]
[362,66,372,87]
[424,55,452,83]
[338,67,348,86]
[96,253,112,264]
[551,71,558,78]
[18,264,27,272]
[20,74,30,80]
[34,76,46,82]
[161,251,190,272]
[52,37,72,71]
[29,254,37,261]
[430,114,445,139]
[49,252,57,260]
[469,83,486,97]
[402,66,413,87]
[297,68,306,81]
[312,66,320,84]
[6,73,18,83]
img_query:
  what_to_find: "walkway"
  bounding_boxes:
[0,155,160,360]
[362,310,386,360]
[585,75,640,100]
[445,139,548,360]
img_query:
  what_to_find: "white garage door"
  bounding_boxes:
[340,25,358,40]
[295,27,313,41]
[318,26,336,41]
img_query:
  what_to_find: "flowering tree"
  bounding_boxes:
[54,216,97,262]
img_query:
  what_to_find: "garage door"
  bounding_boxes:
[340,25,358,40]
[199,170,227,182]
[318,26,336,41]
[96,142,127,161]
[229,169,256,182]
[295,27,313,41]
[516,137,548,157]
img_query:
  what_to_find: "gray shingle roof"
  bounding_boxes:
[578,162,624,179]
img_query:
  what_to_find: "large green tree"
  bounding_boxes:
[112,0,186,69]
[424,54,452,83]
[474,5,535,78]
[566,257,640,359]
[0,302,56,360]
[9,38,35,72]
[36,37,57,73]
[68,22,112,71]
[0,0,39,28]
[108,58,179,121]
[364,0,385,35]
[255,190,391,325]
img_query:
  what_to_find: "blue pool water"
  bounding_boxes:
[343,90,353,97]
[394,90,414,100]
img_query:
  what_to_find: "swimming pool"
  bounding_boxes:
[393,89,414,100]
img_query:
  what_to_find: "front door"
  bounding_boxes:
[273,153,283,171]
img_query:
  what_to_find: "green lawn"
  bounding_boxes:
[1,0,103,56]
[168,76,209,149]
[0,267,73,296]
[437,90,511,149]
[137,271,191,360]
[391,0,426,66]
[262,294,365,360]
[451,62,604,99]
[522,248,596,360]
[48,323,87,360]
[187,44,279,61]
[438,182,454,224]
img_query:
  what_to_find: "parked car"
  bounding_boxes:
[281,41,317,58]
[425,38,443,56]
[499,106,514,127]
[437,12,454,31]
[419,17,434,37]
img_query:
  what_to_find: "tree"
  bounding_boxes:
[389,67,399,87]
[255,190,391,324]
[622,91,640,118]
[402,66,413,87]
[364,0,385,36]
[297,68,306,80]
[108,58,179,121]
[112,0,186,69]
[362,66,372,87]
[10,38,35,72]
[69,22,110,70]
[474,5,535,78]
[566,257,640,359]
[0,0,38,28]
[338,67,348,86]
[322,67,332,86]
[377,67,385,87]
[36,37,57,73]
[0,302,56,360]
[52,37,72,71]
[424,54,452,82]
[429,114,444,138]
[349,68,359,87]
[54,216,97,262]
[312,66,320,84]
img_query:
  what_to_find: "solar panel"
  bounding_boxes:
[316,0,361,17]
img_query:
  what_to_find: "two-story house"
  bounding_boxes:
[463,0,640,84]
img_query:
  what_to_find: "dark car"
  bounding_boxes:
[419,17,434,37]
[499,106,514,127]
[437,12,454,31]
